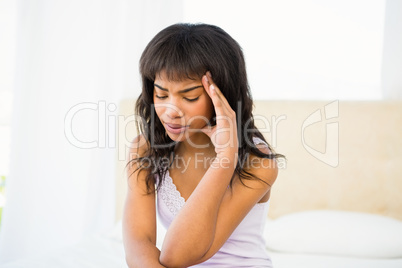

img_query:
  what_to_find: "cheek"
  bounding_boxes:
[153,100,164,119]
[154,107,162,119]
[188,99,214,124]
[199,95,214,118]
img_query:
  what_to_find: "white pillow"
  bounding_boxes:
[264,210,402,258]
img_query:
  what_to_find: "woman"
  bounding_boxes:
[123,23,283,268]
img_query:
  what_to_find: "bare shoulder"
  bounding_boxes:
[126,134,151,189]
[241,141,278,188]
[128,134,150,158]
[122,134,158,263]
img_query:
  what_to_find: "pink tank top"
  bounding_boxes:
[156,137,274,267]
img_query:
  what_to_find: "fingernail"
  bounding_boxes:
[210,84,215,91]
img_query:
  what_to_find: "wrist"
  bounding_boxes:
[216,149,238,161]
[212,153,238,170]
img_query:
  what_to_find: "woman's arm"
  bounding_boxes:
[122,135,165,268]
[160,152,277,267]
[195,152,277,264]
[160,156,237,267]
[159,73,278,267]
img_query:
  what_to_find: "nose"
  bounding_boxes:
[163,100,184,119]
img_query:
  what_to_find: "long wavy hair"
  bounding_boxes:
[127,23,284,193]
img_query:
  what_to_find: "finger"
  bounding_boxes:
[202,73,214,97]
[205,72,233,114]
[202,74,230,113]
[202,75,228,116]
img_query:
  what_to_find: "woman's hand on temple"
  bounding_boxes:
[201,72,238,163]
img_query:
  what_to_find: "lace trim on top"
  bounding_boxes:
[158,170,185,216]
[158,136,269,216]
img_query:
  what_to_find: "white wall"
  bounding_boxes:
[183,0,386,100]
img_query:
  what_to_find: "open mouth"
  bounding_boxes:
[164,123,188,134]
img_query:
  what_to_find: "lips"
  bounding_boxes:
[166,123,184,128]
[164,122,188,134]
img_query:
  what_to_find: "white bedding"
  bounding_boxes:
[4,234,402,268]
[3,232,402,268]
[1,234,127,268]
[268,251,402,268]
[3,213,402,268]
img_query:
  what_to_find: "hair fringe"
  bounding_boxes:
[126,23,285,194]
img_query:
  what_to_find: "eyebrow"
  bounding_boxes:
[154,83,203,93]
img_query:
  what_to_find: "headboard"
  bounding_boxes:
[115,100,402,222]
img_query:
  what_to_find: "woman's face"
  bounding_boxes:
[153,71,214,143]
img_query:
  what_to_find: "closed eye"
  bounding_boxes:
[184,97,199,102]
[156,95,199,102]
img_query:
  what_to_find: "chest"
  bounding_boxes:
[167,160,204,201]
[168,152,222,201]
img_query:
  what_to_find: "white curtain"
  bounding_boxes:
[0,0,182,263]
[381,0,402,99]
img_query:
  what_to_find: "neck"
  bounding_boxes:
[177,132,215,157]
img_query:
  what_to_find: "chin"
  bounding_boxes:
[166,133,187,142]
[170,129,210,147]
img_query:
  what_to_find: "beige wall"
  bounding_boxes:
[116,100,402,222]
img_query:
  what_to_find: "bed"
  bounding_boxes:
[3,100,402,267]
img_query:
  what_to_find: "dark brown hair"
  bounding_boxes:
[128,23,284,192]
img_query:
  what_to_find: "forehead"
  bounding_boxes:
[154,70,201,83]
[154,72,202,90]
